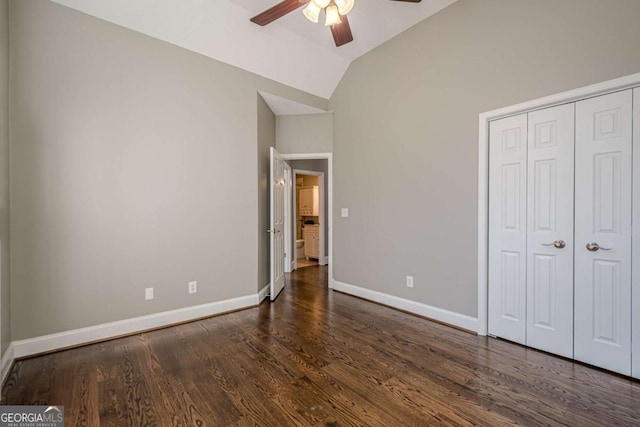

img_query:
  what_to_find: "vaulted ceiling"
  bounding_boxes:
[51,0,457,99]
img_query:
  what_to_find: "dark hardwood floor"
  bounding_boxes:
[3,265,640,426]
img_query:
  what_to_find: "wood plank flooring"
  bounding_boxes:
[3,265,640,426]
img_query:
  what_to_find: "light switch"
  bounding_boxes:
[341,208,349,218]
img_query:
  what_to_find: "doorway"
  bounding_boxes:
[477,72,640,379]
[292,169,325,270]
[281,153,333,288]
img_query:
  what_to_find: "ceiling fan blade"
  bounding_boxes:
[330,14,353,47]
[250,0,309,26]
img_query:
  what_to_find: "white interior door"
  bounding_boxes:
[632,87,640,379]
[574,90,633,375]
[270,147,286,301]
[488,114,528,344]
[525,104,575,358]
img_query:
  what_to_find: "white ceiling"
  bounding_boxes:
[51,0,457,100]
[259,91,330,115]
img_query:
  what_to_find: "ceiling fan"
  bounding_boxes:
[250,0,422,47]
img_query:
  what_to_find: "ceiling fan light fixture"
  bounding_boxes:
[302,2,321,23]
[324,4,342,26]
[311,0,331,8]
[251,0,420,47]
[335,0,355,15]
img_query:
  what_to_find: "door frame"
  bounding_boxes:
[477,72,640,336]
[284,164,292,273]
[292,169,326,268]
[282,153,334,288]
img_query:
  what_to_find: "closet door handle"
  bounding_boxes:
[586,242,611,252]
[542,240,566,249]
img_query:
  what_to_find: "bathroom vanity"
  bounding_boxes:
[303,224,319,260]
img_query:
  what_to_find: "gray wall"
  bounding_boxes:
[257,95,275,292]
[9,0,327,340]
[290,159,329,260]
[276,114,333,154]
[331,0,640,317]
[0,0,9,353]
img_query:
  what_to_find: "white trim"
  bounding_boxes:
[328,154,333,288]
[478,72,640,336]
[284,164,293,273]
[258,283,270,303]
[477,114,489,336]
[0,343,15,389]
[333,280,478,332]
[633,87,639,379]
[11,294,258,359]
[481,72,640,123]
[323,256,329,265]
[282,152,331,160]
[282,153,334,288]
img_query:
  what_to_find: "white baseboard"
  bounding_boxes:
[258,283,270,303]
[0,342,15,389]
[11,294,259,360]
[333,280,478,332]
[322,256,328,265]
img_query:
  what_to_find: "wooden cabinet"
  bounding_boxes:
[303,225,320,260]
[298,186,319,216]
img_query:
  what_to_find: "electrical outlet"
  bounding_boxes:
[341,208,349,218]
[406,276,414,288]
[188,281,197,294]
[145,287,154,300]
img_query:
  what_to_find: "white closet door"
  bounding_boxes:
[525,104,575,358]
[575,90,633,376]
[488,114,527,344]
[633,88,640,379]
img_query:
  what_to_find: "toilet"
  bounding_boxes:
[296,239,305,259]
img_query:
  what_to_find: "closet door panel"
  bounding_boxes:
[575,90,632,376]
[488,114,527,344]
[526,104,575,358]
[633,88,640,379]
